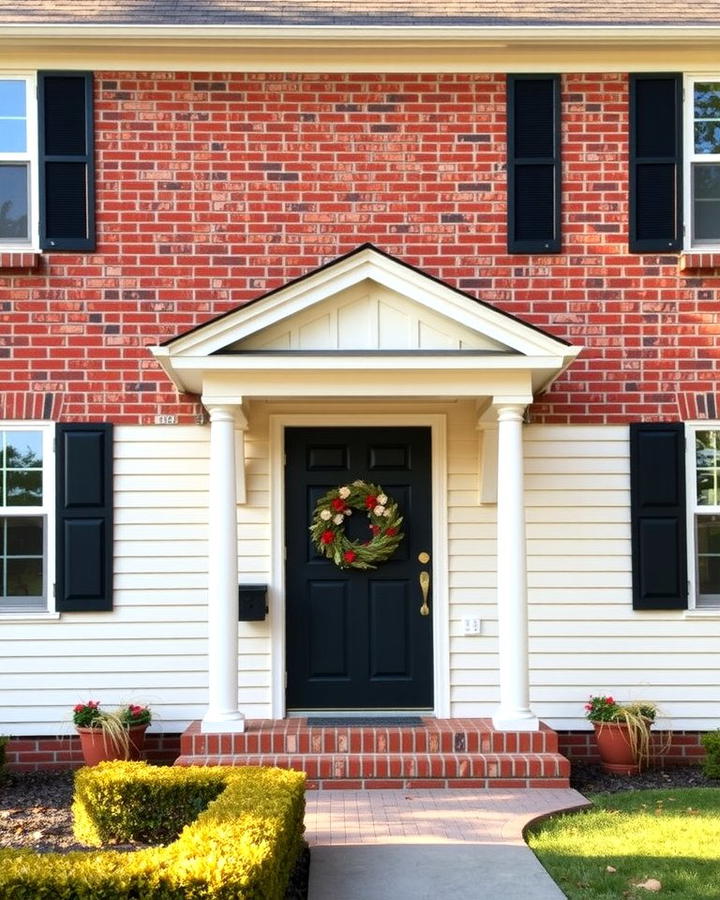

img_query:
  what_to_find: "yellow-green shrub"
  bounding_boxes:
[73,761,228,844]
[0,761,306,899]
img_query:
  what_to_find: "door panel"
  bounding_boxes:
[285,426,433,710]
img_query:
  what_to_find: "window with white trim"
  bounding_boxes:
[0,75,36,248]
[0,425,53,613]
[685,77,720,247]
[688,425,720,608]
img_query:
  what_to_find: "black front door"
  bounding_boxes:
[285,426,434,710]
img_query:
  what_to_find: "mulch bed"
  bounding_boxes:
[570,760,714,794]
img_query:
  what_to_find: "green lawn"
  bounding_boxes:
[527,788,720,899]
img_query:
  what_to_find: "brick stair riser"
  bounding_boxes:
[180,729,557,757]
[174,752,569,781]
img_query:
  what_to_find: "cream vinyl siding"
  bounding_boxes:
[4,416,720,735]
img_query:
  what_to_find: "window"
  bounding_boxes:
[0,75,36,247]
[0,70,94,253]
[686,79,720,247]
[689,426,720,608]
[0,425,53,613]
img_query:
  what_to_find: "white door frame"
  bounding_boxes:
[269,412,449,719]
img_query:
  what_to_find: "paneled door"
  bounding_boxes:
[285,427,433,710]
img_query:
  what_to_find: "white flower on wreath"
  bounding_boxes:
[377,493,387,505]
[320,509,332,521]
[333,514,345,525]
[383,508,392,517]
[373,505,386,516]
[344,508,352,516]
[338,486,351,499]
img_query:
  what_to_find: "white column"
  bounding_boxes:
[492,402,538,731]
[202,404,245,733]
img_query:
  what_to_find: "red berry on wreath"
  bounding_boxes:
[321,530,335,544]
[343,550,357,563]
[331,497,346,512]
[364,495,377,508]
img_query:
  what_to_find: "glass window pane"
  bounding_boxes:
[6,517,43,555]
[0,121,27,154]
[6,557,42,597]
[0,80,26,153]
[0,165,29,240]
[696,431,720,505]
[6,470,42,506]
[694,82,720,119]
[0,80,26,118]
[694,164,720,242]
[5,431,42,468]
[697,515,720,604]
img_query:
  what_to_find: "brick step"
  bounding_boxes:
[174,751,570,789]
[180,719,558,758]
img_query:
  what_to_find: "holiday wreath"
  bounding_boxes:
[309,480,404,569]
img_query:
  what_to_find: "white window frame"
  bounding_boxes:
[685,421,720,610]
[0,422,56,617]
[0,72,38,252]
[683,74,720,251]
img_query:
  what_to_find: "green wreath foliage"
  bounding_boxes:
[309,480,404,570]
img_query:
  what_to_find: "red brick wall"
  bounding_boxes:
[4,733,181,772]
[558,730,708,768]
[1,71,718,425]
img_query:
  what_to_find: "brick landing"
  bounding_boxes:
[176,718,570,789]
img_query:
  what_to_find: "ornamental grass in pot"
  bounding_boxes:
[585,695,659,775]
[73,700,152,766]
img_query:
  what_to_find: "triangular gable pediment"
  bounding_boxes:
[150,244,581,398]
[157,243,572,359]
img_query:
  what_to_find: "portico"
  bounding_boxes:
[150,244,580,734]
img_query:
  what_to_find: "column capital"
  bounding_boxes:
[203,399,247,429]
[491,395,533,420]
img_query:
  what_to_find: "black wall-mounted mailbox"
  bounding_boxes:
[238,584,268,621]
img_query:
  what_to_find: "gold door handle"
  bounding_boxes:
[419,570,430,616]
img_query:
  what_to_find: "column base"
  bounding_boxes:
[492,710,539,732]
[201,713,246,734]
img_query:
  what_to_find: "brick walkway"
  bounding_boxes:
[305,788,589,899]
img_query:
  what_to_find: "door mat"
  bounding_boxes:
[307,716,424,728]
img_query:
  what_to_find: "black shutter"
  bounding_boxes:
[630,423,687,610]
[629,74,682,252]
[38,72,95,252]
[507,75,561,253]
[56,424,113,611]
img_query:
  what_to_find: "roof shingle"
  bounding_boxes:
[3,1,720,27]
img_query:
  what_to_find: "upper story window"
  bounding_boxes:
[0,71,95,254]
[0,424,53,614]
[0,75,36,247]
[688,426,720,608]
[687,79,720,247]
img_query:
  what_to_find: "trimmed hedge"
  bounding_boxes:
[0,761,306,899]
[701,730,720,779]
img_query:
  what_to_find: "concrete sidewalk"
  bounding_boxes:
[304,788,589,899]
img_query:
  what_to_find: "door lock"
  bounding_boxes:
[418,551,430,564]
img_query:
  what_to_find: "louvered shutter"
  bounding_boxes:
[507,75,561,253]
[629,74,682,252]
[38,72,95,252]
[56,424,113,611]
[630,423,688,610]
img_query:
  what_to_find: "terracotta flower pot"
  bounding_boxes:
[76,724,148,766]
[592,721,642,775]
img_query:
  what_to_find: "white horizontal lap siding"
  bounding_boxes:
[447,404,499,714]
[525,424,720,730]
[0,426,218,735]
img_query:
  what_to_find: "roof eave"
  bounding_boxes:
[4,23,720,44]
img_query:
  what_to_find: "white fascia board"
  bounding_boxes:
[4,24,720,44]
[164,247,575,360]
[169,353,567,372]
